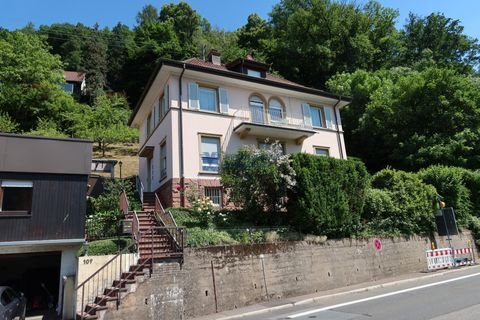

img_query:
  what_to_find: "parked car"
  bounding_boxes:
[0,287,26,320]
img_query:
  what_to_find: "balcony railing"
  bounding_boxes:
[234,107,310,130]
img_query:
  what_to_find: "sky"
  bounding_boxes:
[1,0,480,40]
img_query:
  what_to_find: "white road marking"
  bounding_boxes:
[287,271,480,319]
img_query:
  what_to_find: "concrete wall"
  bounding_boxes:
[102,232,476,319]
[76,253,138,312]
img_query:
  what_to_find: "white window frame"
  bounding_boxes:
[268,98,284,123]
[198,86,218,112]
[199,135,221,173]
[310,106,326,128]
[314,147,330,157]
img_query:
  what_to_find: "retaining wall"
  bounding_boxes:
[98,232,476,319]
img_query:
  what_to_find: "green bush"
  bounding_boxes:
[287,154,369,237]
[370,169,437,235]
[87,178,141,216]
[468,216,480,247]
[187,228,236,247]
[461,170,480,217]
[417,165,472,226]
[221,142,296,219]
[78,238,134,256]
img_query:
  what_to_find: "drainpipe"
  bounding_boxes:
[333,97,345,160]
[179,64,186,206]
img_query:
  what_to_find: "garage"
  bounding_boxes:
[0,251,61,317]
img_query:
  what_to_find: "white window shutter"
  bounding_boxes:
[188,82,199,109]
[324,107,335,129]
[302,103,312,127]
[219,87,229,114]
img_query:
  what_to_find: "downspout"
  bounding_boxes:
[333,97,345,160]
[179,64,186,206]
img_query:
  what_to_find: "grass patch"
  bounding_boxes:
[92,143,139,178]
[168,207,311,247]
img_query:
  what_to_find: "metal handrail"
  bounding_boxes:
[154,193,177,227]
[234,106,311,130]
[76,241,139,319]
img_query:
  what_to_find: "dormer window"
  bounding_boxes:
[247,69,261,78]
[226,55,269,78]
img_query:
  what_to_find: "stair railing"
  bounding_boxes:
[149,226,186,257]
[154,193,177,227]
[76,241,139,319]
[132,211,141,244]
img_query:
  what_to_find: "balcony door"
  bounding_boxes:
[249,96,265,124]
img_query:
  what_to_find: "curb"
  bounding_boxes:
[206,265,480,320]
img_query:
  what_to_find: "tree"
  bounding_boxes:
[82,25,108,102]
[68,94,138,156]
[0,30,75,131]
[236,13,272,61]
[0,113,18,133]
[400,13,480,73]
[221,142,296,218]
[107,23,135,92]
[327,67,480,171]
[26,118,67,138]
[363,169,437,235]
[268,0,400,88]
[159,2,201,57]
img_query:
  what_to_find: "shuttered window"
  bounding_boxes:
[0,180,33,213]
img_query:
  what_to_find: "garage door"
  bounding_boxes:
[0,251,61,314]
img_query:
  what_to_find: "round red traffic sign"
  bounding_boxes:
[373,238,382,252]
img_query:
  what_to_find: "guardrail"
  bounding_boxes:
[234,107,310,130]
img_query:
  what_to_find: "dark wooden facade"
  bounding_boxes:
[0,133,92,243]
[0,172,88,242]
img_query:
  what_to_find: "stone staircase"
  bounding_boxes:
[76,191,184,320]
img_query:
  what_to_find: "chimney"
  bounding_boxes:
[207,49,221,65]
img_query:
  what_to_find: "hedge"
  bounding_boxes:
[286,153,369,237]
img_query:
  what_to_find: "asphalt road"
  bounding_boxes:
[239,267,480,320]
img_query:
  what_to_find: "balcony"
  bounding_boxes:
[233,107,315,144]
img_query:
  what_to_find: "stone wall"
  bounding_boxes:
[102,232,476,319]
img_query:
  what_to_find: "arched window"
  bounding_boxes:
[268,98,284,123]
[249,95,265,124]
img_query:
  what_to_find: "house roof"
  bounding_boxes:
[128,57,351,125]
[184,58,302,87]
[64,71,86,83]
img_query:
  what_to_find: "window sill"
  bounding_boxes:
[0,211,31,218]
[199,171,220,176]
[159,175,167,183]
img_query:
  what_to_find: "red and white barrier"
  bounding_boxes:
[453,247,475,267]
[426,248,454,271]
[426,246,476,271]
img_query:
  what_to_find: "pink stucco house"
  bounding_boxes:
[128,51,350,208]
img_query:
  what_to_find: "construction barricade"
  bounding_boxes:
[452,247,475,267]
[426,246,475,271]
[426,248,454,271]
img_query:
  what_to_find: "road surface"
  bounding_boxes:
[239,267,480,320]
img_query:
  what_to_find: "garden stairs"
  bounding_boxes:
[76,191,184,320]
